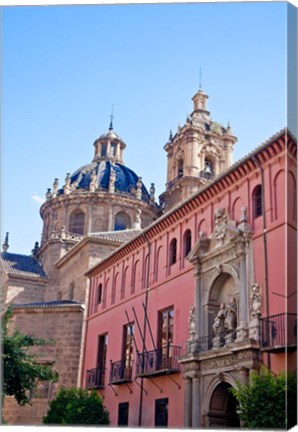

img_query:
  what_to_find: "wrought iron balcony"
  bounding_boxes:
[260,313,297,352]
[86,366,105,389]
[136,345,181,378]
[109,360,133,384]
[187,328,238,354]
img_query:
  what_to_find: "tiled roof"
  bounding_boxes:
[89,228,142,243]
[0,252,48,279]
[12,300,82,309]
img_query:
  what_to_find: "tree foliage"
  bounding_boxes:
[2,307,59,406]
[43,388,110,425]
[230,367,297,429]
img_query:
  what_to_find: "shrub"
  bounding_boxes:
[230,368,297,429]
[43,388,110,425]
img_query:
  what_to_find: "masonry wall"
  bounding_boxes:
[3,305,84,425]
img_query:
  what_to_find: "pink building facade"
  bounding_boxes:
[82,129,296,427]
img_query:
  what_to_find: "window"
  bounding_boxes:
[30,379,51,400]
[101,143,107,157]
[183,229,192,258]
[115,212,130,231]
[158,308,174,357]
[69,210,85,234]
[155,398,168,427]
[122,324,134,378]
[169,238,177,265]
[111,142,117,156]
[118,402,129,426]
[96,334,108,387]
[178,159,183,177]
[253,185,263,218]
[97,283,103,304]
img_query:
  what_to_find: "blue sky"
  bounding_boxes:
[1,2,295,254]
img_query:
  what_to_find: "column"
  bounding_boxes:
[192,377,201,428]
[184,377,192,428]
[237,252,248,341]
[194,266,202,338]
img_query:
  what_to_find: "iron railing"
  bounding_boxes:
[260,313,297,352]
[136,345,181,377]
[109,360,133,384]
[186,329,237,354]
[86,366,105,389]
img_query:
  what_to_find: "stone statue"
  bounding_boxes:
[224,297,237,342]
[136,177,142,200]
[46,188,52,201]
[52,178,59,198]
[133,208,142,229]
[149,183,155,205]
[213,303,226,336]
[212,303,227,348]
[64,173,72,195]
[188,306,196,340]
[250,283,262,318]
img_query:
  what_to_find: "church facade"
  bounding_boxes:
[1,88,296,426]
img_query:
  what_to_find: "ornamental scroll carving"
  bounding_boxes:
[213,208,228,243]
[250,283,262,318]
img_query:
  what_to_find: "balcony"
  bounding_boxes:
[136,345,181,378]
[86,366,105,389]
[260,313,297,352]
[109,360,133,384]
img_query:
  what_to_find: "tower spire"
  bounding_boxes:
[199,67,202,90]
[2,232,9,252]
[109,104,114,130]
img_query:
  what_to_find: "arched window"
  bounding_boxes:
[169,238,177,266]
[69,210,85,234]
[101,143,107,157]
[178,159,184,177]
[202,156,214,179]
[252,185,263,218]
[183,229,192,258]
[115,212,130,231]
[97,283,103,304]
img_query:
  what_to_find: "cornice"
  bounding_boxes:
[86,128,296,278]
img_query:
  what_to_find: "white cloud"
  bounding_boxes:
[31,195,45,204]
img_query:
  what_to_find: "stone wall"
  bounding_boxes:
[3,303,84,425]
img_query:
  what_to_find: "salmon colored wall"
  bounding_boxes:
[83,142,296,426]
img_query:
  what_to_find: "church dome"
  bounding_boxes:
[58,160,151,203]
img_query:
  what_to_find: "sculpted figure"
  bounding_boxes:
[225,297,237,343]
[213,302,226,336]
[250,283,262,318]
[136,177,142,200]
[188,306,196,340]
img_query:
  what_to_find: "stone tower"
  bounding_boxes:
[160,88,237,210]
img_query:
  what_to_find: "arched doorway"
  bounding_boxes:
[208,382,240,428]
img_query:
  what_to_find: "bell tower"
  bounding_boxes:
[159,88,237,211]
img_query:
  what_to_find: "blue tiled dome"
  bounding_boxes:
[59,161,150,203]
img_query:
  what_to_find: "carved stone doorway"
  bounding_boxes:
[208,382,240,428]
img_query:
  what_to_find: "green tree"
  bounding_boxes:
[43,388,110,425]
[2,307,59,406]
[230,367,297,429]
